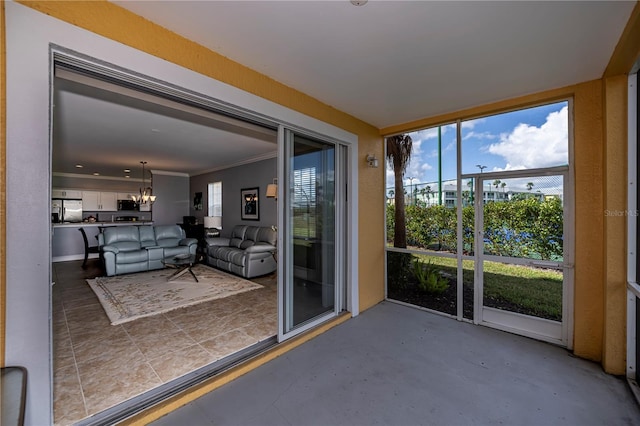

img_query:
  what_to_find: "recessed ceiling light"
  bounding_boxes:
[124,169,131,173]
[350,0,367,5]
[125,175,130,178]
[151,128,161,133]
[75,164,83,168]
[93,172,100,176]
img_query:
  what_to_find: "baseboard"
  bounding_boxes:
[52,254,99,263]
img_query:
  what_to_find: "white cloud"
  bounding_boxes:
[462,131,497,141]
[462,118,485,129]
[487,106,568,170]
[421,163,433,171]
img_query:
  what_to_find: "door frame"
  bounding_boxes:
[277,128,350,341]
[627,70,638,383]
[467,166,574,347]
[5,3,360,421]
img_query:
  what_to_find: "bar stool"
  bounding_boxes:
[78,227,100,269]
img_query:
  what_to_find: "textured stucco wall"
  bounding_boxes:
[603,74,629,374]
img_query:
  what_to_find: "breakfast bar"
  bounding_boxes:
[52,221,154,263]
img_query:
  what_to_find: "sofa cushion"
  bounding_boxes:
[138,225,157,248]
[102,226,141,252]
[256,227,277,246]
[115,249,148,264]
[155,225,184,248]
[229,225,247,248]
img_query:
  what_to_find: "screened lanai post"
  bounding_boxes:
[386,134,413,248]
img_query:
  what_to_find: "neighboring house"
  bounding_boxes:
[1,2,639,425]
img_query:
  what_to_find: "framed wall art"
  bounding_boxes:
[241,187,259,220]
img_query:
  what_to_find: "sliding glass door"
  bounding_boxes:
[279,129,345,339]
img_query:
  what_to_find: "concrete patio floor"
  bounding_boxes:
[152,301,640,425]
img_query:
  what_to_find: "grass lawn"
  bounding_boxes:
[415,254,563,320]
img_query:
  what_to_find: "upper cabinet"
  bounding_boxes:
[82,191,118,211]
[52,189,83,199]
[117,192,136,201]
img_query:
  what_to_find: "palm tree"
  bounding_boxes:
[467,179,474,204]
[386,134,413,248]
[493,179,501,191]
[501,182,506,192]
[526,182,534,191]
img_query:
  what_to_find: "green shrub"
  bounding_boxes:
[387,251,412,290]
[413,258,449,294]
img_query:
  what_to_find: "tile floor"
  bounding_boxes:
[52,259,277,426]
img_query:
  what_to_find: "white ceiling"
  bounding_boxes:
[54,1,636,180]
[113,0,635,128]
[53,69,278,179]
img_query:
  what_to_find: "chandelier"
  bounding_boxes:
[131,161,156,205]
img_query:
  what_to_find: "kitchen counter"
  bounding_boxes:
[53,221,154,228]
[52,221,154,262]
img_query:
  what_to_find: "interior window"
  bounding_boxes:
[208,181,223,224]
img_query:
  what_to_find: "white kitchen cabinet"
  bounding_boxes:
[117,192,136,201]
[82,191,118,211]
[52,188,83,199]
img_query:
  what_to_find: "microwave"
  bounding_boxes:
[117,199,138,211]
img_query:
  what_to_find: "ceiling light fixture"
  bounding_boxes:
[131,161,156,205]
[350,0,367,5]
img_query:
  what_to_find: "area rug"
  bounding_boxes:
[86,264,263,325]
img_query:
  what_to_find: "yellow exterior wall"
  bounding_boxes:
[603,75,628,374]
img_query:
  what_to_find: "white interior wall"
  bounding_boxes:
[4,2,358,424]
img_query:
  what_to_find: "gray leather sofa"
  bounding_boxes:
[99,225,197,276]
[206,225,277,278]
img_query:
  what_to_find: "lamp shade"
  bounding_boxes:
[204,216,222,229]
[266,184,278,198]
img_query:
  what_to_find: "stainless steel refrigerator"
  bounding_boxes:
[51,199,83,223]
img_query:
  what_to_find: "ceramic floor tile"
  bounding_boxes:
[60,284,96,300]
[164,303,222,327]
[54,334,76,372]
[81,359,163,415]
[132,328,198,360]
[65,304,110,332]
[53,364,87,426]
[64,298,101,312]
[223,309,263,331]
[147,344,217,383]
[199,329,260,359]
[53,260,277,425]
[73,329,141,365]
[122,314,183,338]
[241,315,278,342]
[69,322,125,350]
[176,318,232,344]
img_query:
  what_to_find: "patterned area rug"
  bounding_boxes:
[87,264,262,325]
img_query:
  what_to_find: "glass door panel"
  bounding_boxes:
[283,131,337,334]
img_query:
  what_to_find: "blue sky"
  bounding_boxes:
[386,101,569,193]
